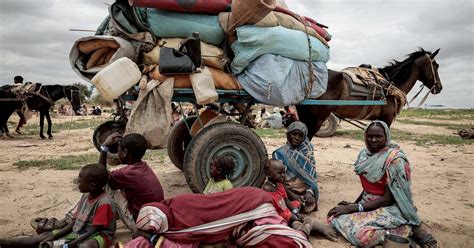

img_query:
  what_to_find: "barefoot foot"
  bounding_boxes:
[304,217,338,242]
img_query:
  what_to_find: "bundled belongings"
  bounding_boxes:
[274,6,332,42]
[230,26,330,74]
[144,38,228,70]
[142,8,225,45]
[129,0,231,14]
[125,75,174,149]
[220,10,328,46]
[68,0,335,144]
[70,36,137,81]
[237,54,328,106]
[221,0,276,33]
[457,128,474,139]
[158,32,202,75]
[146,65,242,90]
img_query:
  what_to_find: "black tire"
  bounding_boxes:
[315,113,339,138]
[92,120,126,152]
[183,122,267,193]
[167,116,197,170]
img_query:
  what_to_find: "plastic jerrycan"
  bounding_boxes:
[91,57,142,101]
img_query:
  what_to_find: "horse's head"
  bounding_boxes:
[65,86,82,114]
[417,48,442,94]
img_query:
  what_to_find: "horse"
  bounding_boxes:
[0,89,25,137]
[296,48,443,140]
[0,84,82,139]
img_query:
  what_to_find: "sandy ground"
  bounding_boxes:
[0,114,473,247]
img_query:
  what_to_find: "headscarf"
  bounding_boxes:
[287,121,308,137]
[355,120,420,225]
[273,121,318,197]
[363,120,391,147]
[136,206,169,233]
[355,120,399,182]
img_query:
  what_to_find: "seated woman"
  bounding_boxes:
[272,121,319,213]
[327,121,437,247]
[125,187,311,248]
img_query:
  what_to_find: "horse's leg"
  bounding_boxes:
[296,70,344,140]
[39,111,46,139]
[297,105,334,140]
[45,111,53,139]
[4,123,13,138]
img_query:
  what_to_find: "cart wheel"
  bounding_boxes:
[92,120,126,152]
[315,113,339,138]
[183,122,267,193]
[167,116,197,170]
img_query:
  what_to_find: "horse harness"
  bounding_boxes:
[26,84,56,105]
[342,67,407,119]
[407,54,440,108]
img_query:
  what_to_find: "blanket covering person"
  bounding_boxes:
[329,120,421,246]
[124,187,312,248]
[272,121,319,212]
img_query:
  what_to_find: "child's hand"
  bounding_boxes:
[102,132,122,148]
[39,236,54,248]
[304,191,315,205]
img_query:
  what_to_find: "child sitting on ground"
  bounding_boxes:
[203,156,235,194]
[263,159,338,242]
[0,164,116,248]
[99,132,165,231]
[262,159,303,225]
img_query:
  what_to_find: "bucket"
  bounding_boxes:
[91,57,141,101]
[383,234,410,248]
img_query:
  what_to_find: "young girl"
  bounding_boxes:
[262,159,302,224]
[203,156,235,194]
[263,159,338,241]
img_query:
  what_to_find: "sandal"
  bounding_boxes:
[30,217,57,234]
[411,224,438,248]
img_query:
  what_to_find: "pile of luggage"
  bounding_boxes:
[69,0,331,106]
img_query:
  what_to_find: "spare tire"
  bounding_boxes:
[183,122,267,193]
[167,116,197,170]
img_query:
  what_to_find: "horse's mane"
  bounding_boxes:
[379,47,432,85]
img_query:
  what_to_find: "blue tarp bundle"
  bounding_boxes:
[144,9,225,45]
[237,54,328,106]
[231,26,330,74]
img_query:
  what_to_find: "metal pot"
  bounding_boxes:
[383,234,410,248]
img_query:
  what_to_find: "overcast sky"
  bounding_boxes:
[0,0,472,108]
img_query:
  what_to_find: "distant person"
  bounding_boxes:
[91,106,102,116]
[255,107,270,127]
[283,106,298,127]
[58,104,67,115]
[82,105,88,115]
[13,75,27,134]
[261,107,283,129]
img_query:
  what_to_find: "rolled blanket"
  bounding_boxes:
[231,26,330,74]
[128,0,231,14]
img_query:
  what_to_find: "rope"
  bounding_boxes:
[302,16,314,98]
[408,54,438,108]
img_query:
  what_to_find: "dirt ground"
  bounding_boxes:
[0,114,473,247]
